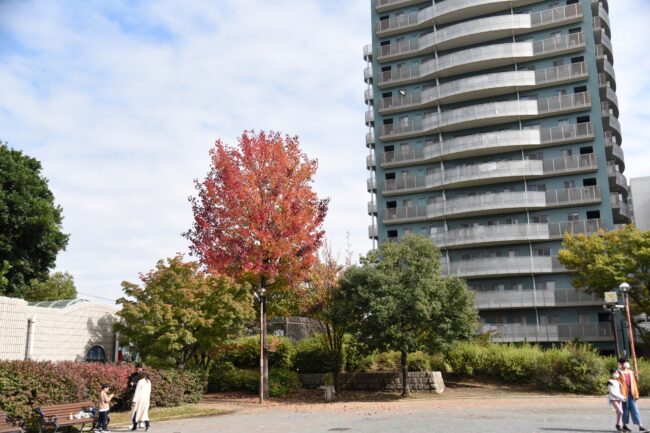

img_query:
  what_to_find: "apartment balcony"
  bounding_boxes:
[378,32,585,88]
[598,73,618,116]
[475,288,603,310]
[485,323,613,343]
[367,200,377,215]
[431,218,604,249]
[365,130,375,148]
[380,92,590,141]
[599,30,614,61]
[604,134,625,171]
[367,176,376,192]
[592,0,609,14]
[377,5,582,62]
[374,0,427,13]
[363,44,372,62]
[611,194,632,224]
[601,106,622,144]
[592,3,610,36]
[365,109,374,126]
[607,162,629,196]
[379,62,588,115]
[364,87,374,104]
[376,0,545,35]
[368,224,378,239]
[366,154,376,170]
[364,65,373,84]
[382,154,597,195]
[383,186,601,224]
[441,256,565,278]
[381,122,594,168]
[605,87,619,117]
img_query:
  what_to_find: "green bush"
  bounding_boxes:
[344,336,373,372]
[428,353,449,373]
[445,341,607,394]
[207,363,300,397]
[406,352,431,372]
[293,336,333,374]
[0,361,204,418]
[218,336,295,370]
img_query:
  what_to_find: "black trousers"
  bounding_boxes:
[98,411,109,430]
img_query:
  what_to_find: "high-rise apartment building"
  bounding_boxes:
[364,0,629,349]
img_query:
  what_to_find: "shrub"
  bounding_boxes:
[406,352,431,372]
[218,336,294,369]
[444,341,608,394]
[0,361,204,418]
[207,363,300,397]
[293,336,333,374]
[369,352,401,371]
[429,353,449,373]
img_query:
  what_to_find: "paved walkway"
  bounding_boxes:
[110,393,650,433]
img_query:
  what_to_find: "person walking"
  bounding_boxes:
[131,372,151,432]
[609,368,626,432]
[618,358,648,432]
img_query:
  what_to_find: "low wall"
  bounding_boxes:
[300,371,445,393]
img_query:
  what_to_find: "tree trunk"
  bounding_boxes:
[263,309,270,399]
[401,351,410,397]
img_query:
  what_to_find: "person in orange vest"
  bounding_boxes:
[618,357,648,432]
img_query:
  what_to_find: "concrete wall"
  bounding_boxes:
[0,296,29,360]
[0,296,118,362]
[300,371,445,393]
[631,177,650,230]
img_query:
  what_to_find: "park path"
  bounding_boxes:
[109,388,650,433]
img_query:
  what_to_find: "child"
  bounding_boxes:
[98,384,114,432]
[608,368,625,432]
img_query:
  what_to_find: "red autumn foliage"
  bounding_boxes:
[185,130,329,291]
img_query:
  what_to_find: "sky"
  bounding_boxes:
[1,1,649,304]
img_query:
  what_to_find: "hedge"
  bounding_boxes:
[0,361,204,418]
[208,362,301,397]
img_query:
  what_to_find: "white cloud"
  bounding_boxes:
[2,1,648,303]
[0,0,373,302]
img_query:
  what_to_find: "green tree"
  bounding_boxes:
[349,234,478,396]
[559,224,650,345]
[0,142,69,298]
[115,255,254,371]
[24,271,77,301]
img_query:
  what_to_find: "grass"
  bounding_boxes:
[108,405,229,426]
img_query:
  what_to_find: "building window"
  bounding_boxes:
[86,346,107,363]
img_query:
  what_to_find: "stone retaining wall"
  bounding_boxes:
[299,371,445,393]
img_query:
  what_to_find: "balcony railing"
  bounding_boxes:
[363,65,373,84]
[475,288,603,310]
[441,256,565,278]
[382,154,597,194]
[367,177,376,192]
[368,224,378,238]
[430,218,604,249]
[365,131,375,148]
[374,0,423,13]
[366,154,376,170]
[378,32,585,86]
[380,92,590,141]
[484,322,613,342]
[379,62,587,114]
[367,201,377,215]
[377,5,581,60]
[363,44,372,61]
[381,122,594,168]
[607,162,629,194]
[364,87,373,104]
[365,110,374,126]
[604,134,624,169]
[383,187,601,223]
[611,194,632,221]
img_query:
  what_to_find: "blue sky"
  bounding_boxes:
[1,1,649,303]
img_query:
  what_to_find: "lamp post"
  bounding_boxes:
[255,287,266,404]
[603,291,621,359]
[619,282,639,378]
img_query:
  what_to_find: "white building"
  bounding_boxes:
[631,177,650,230]
[0,296,119,362]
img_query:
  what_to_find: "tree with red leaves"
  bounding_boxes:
[185,130,329,398]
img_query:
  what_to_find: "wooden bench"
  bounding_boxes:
[0,412,24,433]
[34,402,97,433]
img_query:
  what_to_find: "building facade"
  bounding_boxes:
[364,0,629,348]
[0,296,119,362]
[631,177,650,230]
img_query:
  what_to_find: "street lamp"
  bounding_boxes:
[603,291,622,359]
[255,287,266,404]
[619,282,639,378]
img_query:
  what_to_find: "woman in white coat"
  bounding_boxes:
[608,368,626,432]
[131,372,152,431]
